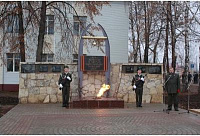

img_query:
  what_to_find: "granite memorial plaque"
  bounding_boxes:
[83,56,106,71]
[38,65,48,72]
[149,66,161,74]
[52,65,62,72]
[21,64,35,73]
[122,65,134,73]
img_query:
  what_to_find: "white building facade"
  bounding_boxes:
[0,2,129,91]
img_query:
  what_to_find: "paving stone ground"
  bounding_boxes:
[0,103,200,135]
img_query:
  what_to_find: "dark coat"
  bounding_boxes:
[132,74,145,89]
[58,72,72,87]
[165,73,180,94]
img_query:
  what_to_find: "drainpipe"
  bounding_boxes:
[2,50,4,91]
[1,27,5,91]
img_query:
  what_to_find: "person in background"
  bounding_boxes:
[165,67,180,111]
[132,67,145,107]
[58,66,72,108]
[182,71,186,84]
[188,72,192,83]
[194,72,198,84]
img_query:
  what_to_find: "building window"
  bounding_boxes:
[42,54,54,62]
[73,16,87,35]
[7,53,20,72]
[45,15,54,34]
[6,15,19,33]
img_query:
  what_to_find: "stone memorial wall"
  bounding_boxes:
[19,62,78,104]
[19,62,163,104]
[110,64,163,103]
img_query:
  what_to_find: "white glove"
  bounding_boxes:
[67,76,71,80]
[133,85,136,89]
[59,84,63,88]
[141,77,144,81]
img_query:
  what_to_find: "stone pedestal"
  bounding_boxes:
[72,97,124,108]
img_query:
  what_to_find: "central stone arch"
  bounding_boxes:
[78,23,110,99]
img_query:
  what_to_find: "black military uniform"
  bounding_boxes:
[132,71,145,107]
[58,68,72,107]
[165,72,180,111]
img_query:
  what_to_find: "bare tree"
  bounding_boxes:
[184,2,189,87]
[0,2,26,62]
[34,1,109,62]
[17,1,25,62]
[163,1,170,73]
[129,1,142,63]
[129,2,136,62]
[36,1,46,62]
[143,1,149,63]
[0,1,109,63]
[129,2,166,63]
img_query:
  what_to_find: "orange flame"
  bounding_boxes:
[97,84,110,98]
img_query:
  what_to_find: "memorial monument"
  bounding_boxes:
[72,23,124,108]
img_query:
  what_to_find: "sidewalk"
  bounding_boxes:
[0,103,200,134]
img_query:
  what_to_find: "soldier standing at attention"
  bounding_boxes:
[58,66,72,108]
[132,67,145,107]
[165,67,180,111]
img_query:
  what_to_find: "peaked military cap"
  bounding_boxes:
[64,65,69,68]
[137,67,142,71]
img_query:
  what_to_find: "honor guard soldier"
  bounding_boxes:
[58,65,72,108]
[165,67,180,111]
[132,67,145,107]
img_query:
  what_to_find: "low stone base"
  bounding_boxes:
[72,97,124,108]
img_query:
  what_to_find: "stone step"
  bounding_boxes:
[72,97,124,109]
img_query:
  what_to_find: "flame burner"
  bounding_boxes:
[72,97,124,109]
[94,97,102,99]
